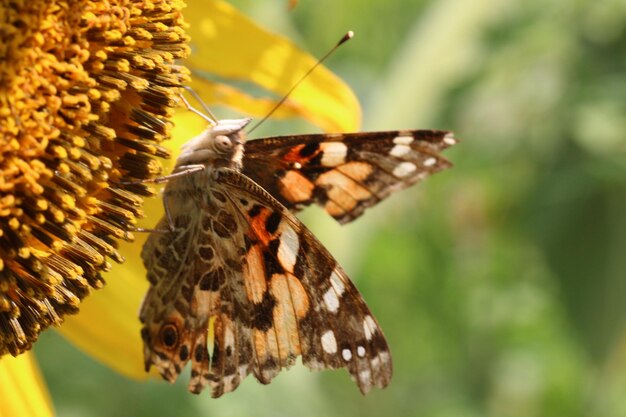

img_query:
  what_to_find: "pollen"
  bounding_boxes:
[0,0,190,356]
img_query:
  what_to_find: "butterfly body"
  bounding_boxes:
[140,117,456,397]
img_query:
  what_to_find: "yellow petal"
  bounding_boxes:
[188,79,312,122]
[185,0,361,132]
[169,111,216,155]
[0,353,54,417]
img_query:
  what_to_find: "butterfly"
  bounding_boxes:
[138,115,456,398]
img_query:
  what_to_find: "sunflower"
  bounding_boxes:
[0,0,359,414]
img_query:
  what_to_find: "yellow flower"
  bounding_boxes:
[0,0,359,414]
[0,0,190,358]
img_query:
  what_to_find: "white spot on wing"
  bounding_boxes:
[443,133,456,146]
[320,142,348,167]
[322,271,344,313]
[363,315,377,341]
[392,162,417,177]
[390,144,411,157]
[321,330,337,354]
[357,346,366,357]
[329,271,345,296]
[277,222,299,273]
[423,157,437,167]
[323,288,340,313]
[393,134,414,145]
[342,348,352,361]
[224,324,234,349]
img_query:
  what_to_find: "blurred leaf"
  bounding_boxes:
[526,144,626,360]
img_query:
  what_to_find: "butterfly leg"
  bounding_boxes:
[131,226,169,233]
[127,187,178,233]
[162,190,177,232]
[141,190,178,232]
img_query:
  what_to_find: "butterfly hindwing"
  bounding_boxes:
[243,129,456,223]
[140,177,253,397]
[140,210,205,383]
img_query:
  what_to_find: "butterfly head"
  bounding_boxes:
[176,118,251,169]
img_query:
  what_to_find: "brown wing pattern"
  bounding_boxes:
[139,181,254,397]
[139,210,206,383]
[140,168,391,397]
[242,130,457,223]
[217,168,392,394]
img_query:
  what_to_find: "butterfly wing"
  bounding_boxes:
[140,168,392,397]
[242,129,457,223]
[216,168,392,395]
[140,181,254,396]
[140,203,208,384]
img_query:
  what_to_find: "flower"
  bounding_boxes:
[0,0,190,358]
[1,0,360,414]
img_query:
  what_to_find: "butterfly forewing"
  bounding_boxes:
[243,129,456,223]
[216,168,392,394]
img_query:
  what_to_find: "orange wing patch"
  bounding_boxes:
[337,161,374,181]
[283,144,314,163]
[253,327,281,382]
[279,170,315,203]
[248,206,274,245]
[269,273,307,360]
[270,273,309,319]
[243,244,267,303]
[316,169,373,217]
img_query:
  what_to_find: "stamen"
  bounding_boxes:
[0,0,190,356]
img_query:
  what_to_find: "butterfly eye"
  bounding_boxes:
[215,135,233,151]
[159,323,179,348]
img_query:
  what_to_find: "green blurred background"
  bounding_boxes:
[35,0,626,416]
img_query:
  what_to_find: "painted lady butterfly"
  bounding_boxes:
[138,115,456,397]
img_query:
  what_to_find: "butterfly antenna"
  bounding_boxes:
[247,31,354,134]
[180,86,219,125]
